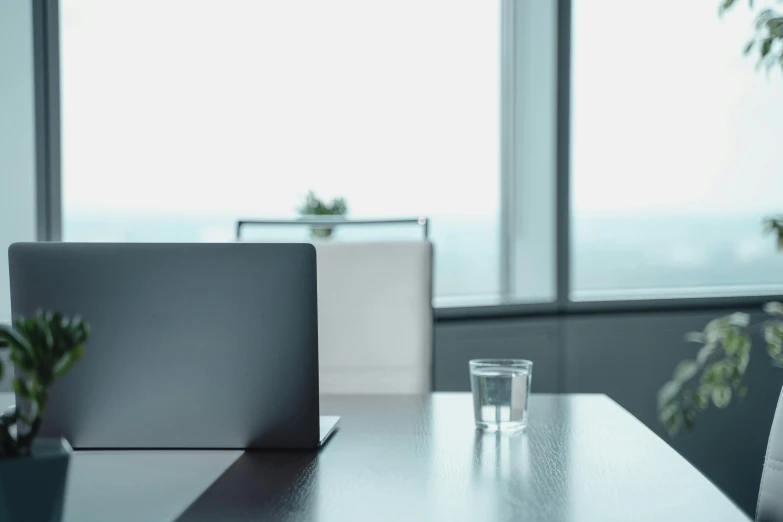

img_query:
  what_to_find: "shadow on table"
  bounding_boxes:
[173,449,320,522]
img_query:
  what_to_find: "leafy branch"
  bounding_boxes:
[658,1,783,437]
[721,0,783,73]
[659,306,783,435]
[764,216,783,249]
[0,311,89,457]
[659,217,783,435]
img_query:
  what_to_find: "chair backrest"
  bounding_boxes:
[758,386,783,521]
[314,241,433,394]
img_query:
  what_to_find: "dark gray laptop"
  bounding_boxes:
[8,242,338,449]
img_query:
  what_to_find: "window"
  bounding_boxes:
[60,0,501,300]
[52,0,778,311]
[0,1,37,322]
[571,0,783,300]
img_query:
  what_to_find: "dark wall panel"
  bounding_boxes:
[434,317,560,392]
[434,309,783,517]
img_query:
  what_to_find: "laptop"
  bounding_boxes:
[8,242,339,449]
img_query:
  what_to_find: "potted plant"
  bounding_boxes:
[658,0,783,434]
[297,190,349,239]
[0,311,90,522]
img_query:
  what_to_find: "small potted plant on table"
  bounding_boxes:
[297,190,349,239]
[0,311,89,522]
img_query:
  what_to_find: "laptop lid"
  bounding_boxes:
[8,242,321,449]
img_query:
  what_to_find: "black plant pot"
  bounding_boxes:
[0,438,72,522]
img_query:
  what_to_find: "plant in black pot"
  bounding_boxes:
[0,311,89,522]
[297,190,349,239]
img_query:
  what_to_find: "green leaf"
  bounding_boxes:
[35,313,54,350]
[738,350,750,374]
[665,411,684,435]
[659,401,680,423]
[712,385,733,408]
[697,343,716,365]
[705,318,729,344]
[702,361,725,386]
[674,360,699,382]
[52,344,84,378]
[658,380,681,409]
[720,0,739,14]
[766,302,783,316]
[724,331,740,355]
[0,325,34,359]
[12,379,31,399]
[738,334,751,354]
[730,365,745,391]
[766,324,781,343]
[765,218,783,249]
[69,317,89,344]
[765,17,783,36]
[9,350,34,373]
[744,40,755,55]
[756,8,777,29]
[683,407,695,429]
[728,312,750,327]
[761,38,773,58]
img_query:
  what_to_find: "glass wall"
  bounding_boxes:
[59,0,501,299]
[0,0,37,322]
[571,0,783,300]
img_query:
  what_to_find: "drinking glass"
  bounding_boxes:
[469,359,532,431]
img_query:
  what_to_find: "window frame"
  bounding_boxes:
[32,0,783,319]
[33,0,61,243]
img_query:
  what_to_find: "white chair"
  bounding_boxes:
[314,241,433,394]
[758,386,783,521]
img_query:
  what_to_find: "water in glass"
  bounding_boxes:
[471,365,530,431]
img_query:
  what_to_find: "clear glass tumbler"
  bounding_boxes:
[470,359,532,431]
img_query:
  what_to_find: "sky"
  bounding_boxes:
[60,0,499,219]
[60,0,783,221]
[571,0,783,215]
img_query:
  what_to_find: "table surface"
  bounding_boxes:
[0,392,749,522]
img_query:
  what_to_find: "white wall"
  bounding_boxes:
[0,0,37,323]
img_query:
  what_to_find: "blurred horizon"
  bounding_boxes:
[65,210,783,301]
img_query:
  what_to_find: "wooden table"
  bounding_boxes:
[0,393,749,521]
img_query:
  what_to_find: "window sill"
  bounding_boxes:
[435,291,783,321]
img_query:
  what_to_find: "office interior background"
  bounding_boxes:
[2,0,782,516]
